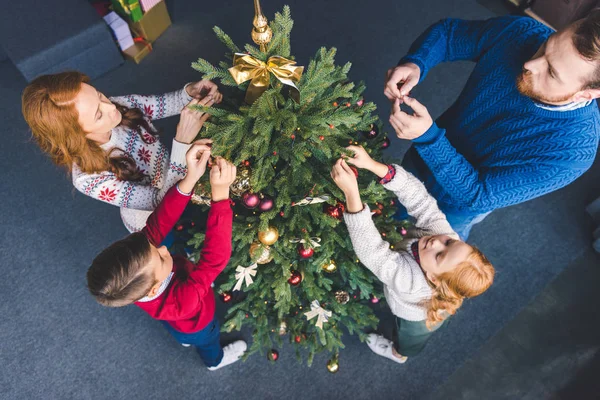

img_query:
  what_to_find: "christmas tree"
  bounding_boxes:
[184,4,404,368]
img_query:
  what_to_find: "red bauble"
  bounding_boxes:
[288,270,303,286]
[333,101,338,107]
[258,196,274,212]
[220,292,232,303]
[297,245,314,259]
[175,224,184,231]
[279,211,285,217]
[242,192,260,209]
[291,134,296,140]
[319,135,325,141]
[382,136,391,149]
[329,124,335,129]
[324,202,345,220]
[268,349,279,361]
[294,335,302,343]
[345,102,351,107]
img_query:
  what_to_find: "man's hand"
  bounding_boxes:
[210,157,236,202]
[384,62,421,101]
[186,79,223,104]
[389,96,433,140]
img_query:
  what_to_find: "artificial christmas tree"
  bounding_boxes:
[185,3,403,367]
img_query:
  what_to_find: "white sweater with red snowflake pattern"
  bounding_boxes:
[72,87,194,232]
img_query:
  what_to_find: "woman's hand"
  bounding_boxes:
[185,80,223,104]
[175,97,214,144]
[210,157,237,202]
[178,141,212,193]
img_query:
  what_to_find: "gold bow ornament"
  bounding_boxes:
[229,53,304,104]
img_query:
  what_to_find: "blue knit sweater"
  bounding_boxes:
[402,16,600,215]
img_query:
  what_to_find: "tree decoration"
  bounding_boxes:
[321,260,337,274]
[258,226,279,246]
[249,242,273,264]
[233,263,258,291]
[297,245,314,259]
[326,356,339,373]
[267,349,279,361]
[220,292,232,303]
[335,290,350,304]
[242,192,261,208]
[324,202,345,220]
[258,195,274,211]
[288,270,303,286]
[230,165,252,197]
[304,300,332,329]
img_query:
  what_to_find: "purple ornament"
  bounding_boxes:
[242,192,260,209]
[259,196,274,212]
[382,136,391,149]
[363,124,379,139]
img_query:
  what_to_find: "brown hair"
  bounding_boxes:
[21,71,158,181]
[87,232,156,307]
[425,246,494,330]
[573,10,600,89]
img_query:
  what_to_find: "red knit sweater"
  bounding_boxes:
[135,185,233,333]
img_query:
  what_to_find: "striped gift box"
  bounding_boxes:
[140,0,162,12]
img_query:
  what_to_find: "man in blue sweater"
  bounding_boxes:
[385,14,600,239]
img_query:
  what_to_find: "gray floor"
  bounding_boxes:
[1,1,599,399]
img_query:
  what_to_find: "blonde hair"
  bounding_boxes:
[425,246,494,330]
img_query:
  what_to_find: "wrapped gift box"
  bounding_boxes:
[103,12,134,50]
[111,0,143,23]
[123,41,152,64]
[128,1,171,43]
[140,0,162,12]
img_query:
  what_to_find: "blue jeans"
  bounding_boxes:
[398,148,491,241]
[161,317,224,367]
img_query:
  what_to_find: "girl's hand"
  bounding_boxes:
[345,145,375,169]
[331,159,359,195]
[178,141,212,193]
[210,157,237,201]
[345,145,389,178]
[185,79,223,104]
[175,97,215,144]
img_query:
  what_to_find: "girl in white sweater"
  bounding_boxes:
[331,146,495,363]
[23,71,222,232]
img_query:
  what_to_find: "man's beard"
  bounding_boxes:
[516,71,576,104]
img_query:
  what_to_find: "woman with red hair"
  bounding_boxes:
[22,71,222,232]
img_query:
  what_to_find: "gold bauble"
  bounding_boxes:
[278,321,288,336]
[191,182,211,206]
[230,165,252,197]
[322,260,337,274]
[326,358,339,374]
[249,242,273,264]
[334,290,349,305]
[258,226,279,246]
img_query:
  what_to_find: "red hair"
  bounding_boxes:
[22,71,157,181]
[426,246,494,329]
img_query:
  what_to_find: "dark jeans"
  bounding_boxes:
[399,148,491,241]
[161,317,224,367]
[393,316,449,357]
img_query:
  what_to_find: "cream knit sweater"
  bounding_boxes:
[72,87,193,232]
[343,165,459,321]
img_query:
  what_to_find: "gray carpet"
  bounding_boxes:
[1,1,598,399]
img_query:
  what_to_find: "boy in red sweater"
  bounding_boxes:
[87,142,246,370]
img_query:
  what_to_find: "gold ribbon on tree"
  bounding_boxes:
[228,53,304,104]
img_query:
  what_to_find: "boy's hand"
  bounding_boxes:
[178,141,212,194]
[210,157,236,202]
[345,145,390,178]
[331,159,363,213]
